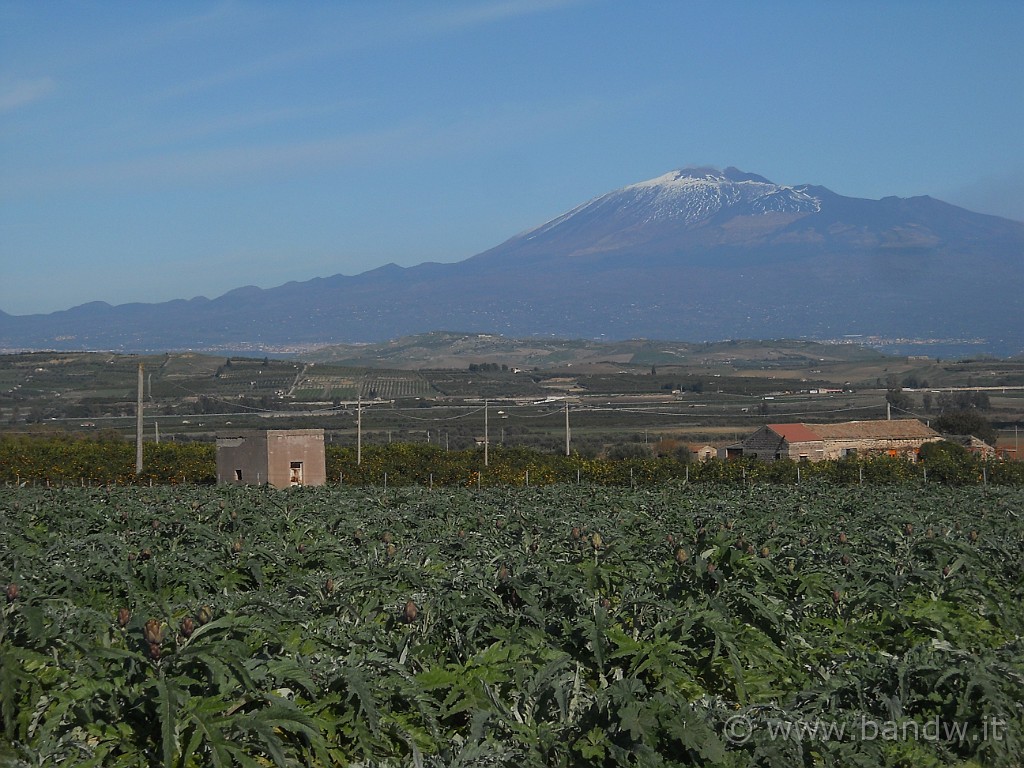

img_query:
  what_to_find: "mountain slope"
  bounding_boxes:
[2,167,1023,355]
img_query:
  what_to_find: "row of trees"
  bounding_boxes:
[2,435,1021,487]
[886,375,993,416]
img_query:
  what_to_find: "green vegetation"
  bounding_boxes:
[2,484,1022,765]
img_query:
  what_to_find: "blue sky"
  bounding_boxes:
[2,1,1022,316]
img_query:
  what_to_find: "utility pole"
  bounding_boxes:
[135,363,144,475]
[484,400,489,467]
[357,392,362,466]
[565,400,571,456]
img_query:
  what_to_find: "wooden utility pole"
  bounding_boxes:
[565,400,571,456]
[484,400,489,467]
[135,363,144,474]
[357,392,362,466]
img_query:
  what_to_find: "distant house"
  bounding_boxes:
[690,444,717,462]
[720,419,941,462]
[216,429,326,488]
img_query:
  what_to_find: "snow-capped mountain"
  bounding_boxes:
[3,167,1023,355]
[527,167,822,238]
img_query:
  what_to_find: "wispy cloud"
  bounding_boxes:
[0,77,55,113]
[140,100,355,147]
[0,95,609,195]
[419,0,589,32]
[156,0,590,101]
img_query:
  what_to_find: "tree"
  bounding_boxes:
[885,379,913,413]
[932,410,998,446]
[607,442,652,460]
[919,439,971,462]
[937,390,991,411]
[919,440,979,485]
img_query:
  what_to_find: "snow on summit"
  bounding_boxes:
[525,166,822,239]
[622,166,822,224]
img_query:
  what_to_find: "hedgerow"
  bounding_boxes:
[2,435,1022,487]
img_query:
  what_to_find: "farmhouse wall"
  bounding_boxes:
[783,440,826,461]
[819,436,938,460]
[813,420,941,461]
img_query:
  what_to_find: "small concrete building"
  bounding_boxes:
[721,419,941,462]
[216,429,326,488]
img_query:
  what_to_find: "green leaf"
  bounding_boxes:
[154,674,180,767]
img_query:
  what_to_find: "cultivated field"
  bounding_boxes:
[2,341,1022,455]
[2,483,1022,766]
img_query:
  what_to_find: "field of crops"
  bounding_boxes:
[2,484,1023,766]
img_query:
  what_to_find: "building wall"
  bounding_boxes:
[727,426,790,460]
[783,440,826,461]
[216,429,326,488]
[723,428,940,463]
[820,436,940,461]
[264,430,326,488]
[216,432,269,485]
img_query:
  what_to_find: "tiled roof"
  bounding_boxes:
[768,423,823,442]
[766,419,938,443]
[809,419,938,440]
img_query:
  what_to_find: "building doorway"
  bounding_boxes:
[289,461,303,486]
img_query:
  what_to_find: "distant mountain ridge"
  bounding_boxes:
[2,166,1023,356]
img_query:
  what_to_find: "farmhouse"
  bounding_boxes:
[721,419,941,462]
[216,429,326,489]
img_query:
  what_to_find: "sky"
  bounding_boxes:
[2,1,1023,316]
